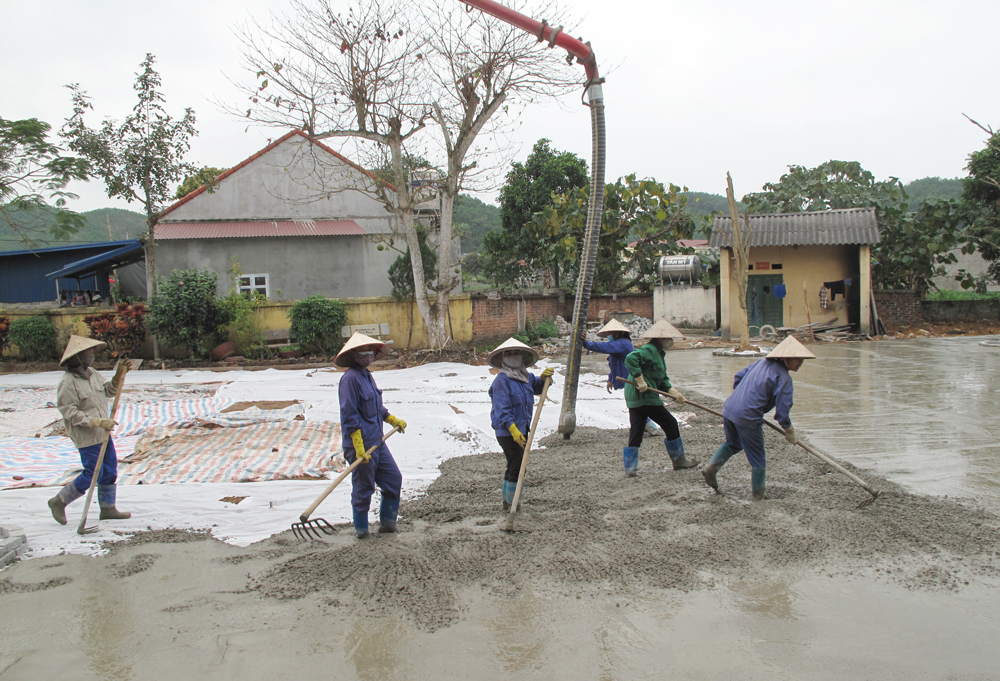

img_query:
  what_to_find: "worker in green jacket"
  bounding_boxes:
[622,319,697,476]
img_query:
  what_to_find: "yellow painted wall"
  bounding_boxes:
[720,244,869,340]
[1,294,474,360]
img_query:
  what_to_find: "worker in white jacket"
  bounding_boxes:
[48,335,130,525]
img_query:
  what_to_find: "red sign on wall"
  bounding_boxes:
[755,262,771,270]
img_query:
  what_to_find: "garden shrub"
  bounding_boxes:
[148,268,230,359]
[83,303,149,359]
[8,315,57,361]
[288,295,348,355]
[219,258,272,357]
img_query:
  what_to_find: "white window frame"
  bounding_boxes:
[237,273,269,298]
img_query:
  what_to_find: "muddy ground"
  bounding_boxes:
[3,391,998,645]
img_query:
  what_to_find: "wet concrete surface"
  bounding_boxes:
[657,336,1000,501]
[2,337,1000,679]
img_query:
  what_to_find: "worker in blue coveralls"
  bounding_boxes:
[336,332,408,538]
[48,335,131,525]
[582,318,661,436]
[701,335,816,501]
[623,319,697,476]
[488,338,554,510]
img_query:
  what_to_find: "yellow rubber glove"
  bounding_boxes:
[784,425,798,445]
[634,375,649,393]
[540,367,554,380]
[667,387,686,404]
[508,423,527,448]
[386,414,406,434]
[351,429,371,463]
[91,417,117,430]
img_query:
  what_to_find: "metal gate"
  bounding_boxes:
[746,274,784,329]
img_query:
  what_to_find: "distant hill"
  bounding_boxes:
[0,207,148,251]
[454,194,501,253]
[903,177,964,211]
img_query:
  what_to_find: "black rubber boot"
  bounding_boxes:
[702,463,720,491]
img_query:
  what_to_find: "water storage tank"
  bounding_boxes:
[658,255,701,283]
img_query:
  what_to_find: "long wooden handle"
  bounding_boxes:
[77,365,129,533]
[299,426,399,522]
[616,377,878,500]
[508,376,552,516]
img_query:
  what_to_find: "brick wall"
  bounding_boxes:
[470,292,654,342]
[874,290,922,327]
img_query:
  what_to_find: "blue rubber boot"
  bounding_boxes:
[502,480,517,510]
[378,497,400,533]
[664,437,697,470]
[353,510,370,539]
[702,443,736,491]
[751,467,767,501]
[623,447,639,477]
[644,418,661,436]
[97,484,131,520]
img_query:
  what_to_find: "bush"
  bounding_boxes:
[219,258,272,358]
[8,315,57,361]
[0,316,10,356]
[148,268,230,359]
[288,295,348,355]
[924,289,1000,301]
[83,303,149,359]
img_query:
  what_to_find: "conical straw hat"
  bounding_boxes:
[641,318,685,340]
[766,335,817,359]
[334,332,391,368]
[487,337,539,369]
[60,335,106,366]
[596,318,632,338]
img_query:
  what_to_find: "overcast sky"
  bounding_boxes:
[4,0,998,213]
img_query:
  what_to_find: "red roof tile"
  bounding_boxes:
[156,220,366,239]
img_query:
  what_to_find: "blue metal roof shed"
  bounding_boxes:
[0,240,144,304]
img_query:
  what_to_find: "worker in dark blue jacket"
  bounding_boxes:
[337,333,407,538]
[488,338,554,509]
[701,335,816,500]
[582,318,634,393]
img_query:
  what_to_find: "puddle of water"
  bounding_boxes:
[669,337,1000,503]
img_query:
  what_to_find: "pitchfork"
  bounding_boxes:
[292,426,399,541]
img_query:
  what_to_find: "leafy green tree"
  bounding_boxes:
[386,224,438,301]
[742,160,970,293]
[147,268,229,359]
[175,166,227,199]
[482,139,589,287]
[62,53,198,306]
[0,117,89,246]
[962,120,1000,285]
[531,175,696,294]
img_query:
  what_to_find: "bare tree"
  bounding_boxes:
[420,0,579,345]
[721,172,752,347]
[227,0,579,348]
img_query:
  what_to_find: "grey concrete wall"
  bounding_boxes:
[155,235,396,299]
[165,136,393,224]
[931,248,1000,292]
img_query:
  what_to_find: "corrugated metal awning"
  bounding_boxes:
[156,220,366,239]
[710,207,880,248]
[45,241,145,280]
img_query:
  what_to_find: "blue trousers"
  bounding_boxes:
[72,438,118,494]
[723,418,767,469]
[345,443,402,516]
